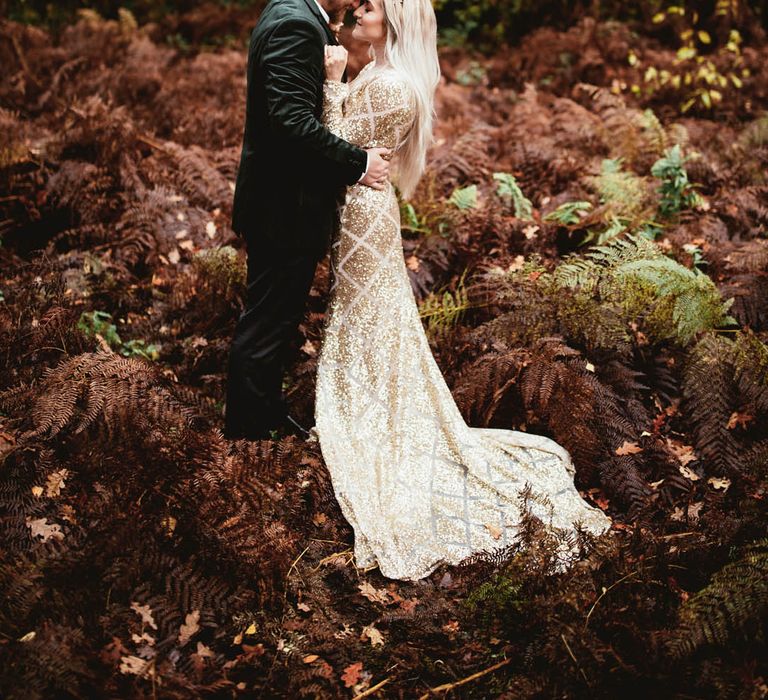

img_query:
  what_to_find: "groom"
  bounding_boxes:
[224,0,391,440]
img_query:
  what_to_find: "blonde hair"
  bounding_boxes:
[377,0,440,199]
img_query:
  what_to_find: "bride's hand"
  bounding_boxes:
[324,44,348,82]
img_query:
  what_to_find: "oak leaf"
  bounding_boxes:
[120,655,153,676]
[26,517,64,542]
[45,469,69,497]
[707,476,731,491]
[361,623,384,646]
[178,610,200,646]
[342,661,363,688]
[615,440,642,455]
[131,601,158,630]
[358,581,390,604]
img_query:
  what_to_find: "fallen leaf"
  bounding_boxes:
[585,361,595,372]
[45,469,69,497]
[178,239,195,251]
[361,623,384,646]
[523,224,540,239]
[31,486,44,497]
[649,478,665,490]
[666,439,697,466]
[334,623,354,639]
[26,517,64,542]
[727,410,754,430]
[120,655,153,676]
[615,440,642,455]
[297,602,311,612]
[206,221,217,238]
[302,654,319,664]
[507,255,525,272]
[131,632,156,646]
[406,255,420,271]
[678,464,700,481]
[178,609,200,646]
[301,339,317,357]
[707,476,731,491]
[688,502,704,521]
[484,523,503,540]
[358,581,390,605]
[167,248,180,264]
[670,506,685,522]
[175,229,188,239]
[131,602,158,630]
[442,620,460,635]
[342,661,363,688]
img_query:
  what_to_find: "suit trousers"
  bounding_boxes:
[224,236,321,439]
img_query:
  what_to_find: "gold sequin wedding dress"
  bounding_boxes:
[314,62,612,581]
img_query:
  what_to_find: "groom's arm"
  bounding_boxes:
[262,18,367,186]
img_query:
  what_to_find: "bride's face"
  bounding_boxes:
[351,0,387,44]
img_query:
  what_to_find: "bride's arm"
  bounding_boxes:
[322,78,350,140]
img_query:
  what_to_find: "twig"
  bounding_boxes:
[583,570,639,631]
[285,544,310,584]
[8,32,40,87]
[136,133,171,156]
[352,676,391,699]
[560,633,590,689]
[417,657,511,698]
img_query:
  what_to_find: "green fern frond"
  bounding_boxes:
[587,157,650,223]
[554,232,731,346]
[543,201,593,226]
[493,172,534,221]
[419,272,471,341]
[449,184,478,211]
[614,257,731,344]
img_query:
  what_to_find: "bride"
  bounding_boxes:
[313,0,613,581]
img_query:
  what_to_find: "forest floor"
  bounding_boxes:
[1,5,767,699]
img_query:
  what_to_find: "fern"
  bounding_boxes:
[555,232,735,346]
[667,538,768,658]
[586,157,651,225]
[543,200,593,226]
[21,351,194,439]
[651,144,703,217]
[681,331,764,478]
[192,246,246,302]
[418,272,471,341]
[493,172,534,220]
[448,184,478,210]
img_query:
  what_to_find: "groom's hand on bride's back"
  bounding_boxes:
[360,147,392,190]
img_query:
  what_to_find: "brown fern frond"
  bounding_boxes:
[426,122,494,195]
[23,351,194,440]
[452,349,529,427]
[682,333,750,479]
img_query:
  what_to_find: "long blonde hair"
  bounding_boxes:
[377,0,440,199]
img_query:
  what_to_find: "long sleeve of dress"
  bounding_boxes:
[322,79,350,141]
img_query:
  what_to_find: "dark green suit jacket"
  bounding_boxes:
[231,0,367,256]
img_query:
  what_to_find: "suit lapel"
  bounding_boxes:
[300,0,338,45]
